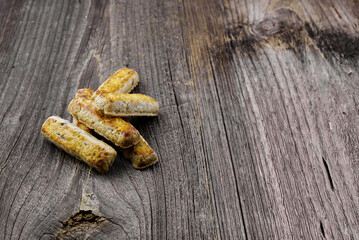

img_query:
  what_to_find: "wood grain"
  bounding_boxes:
[0,0,358,239]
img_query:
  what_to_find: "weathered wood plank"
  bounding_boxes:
[0,0,358,239]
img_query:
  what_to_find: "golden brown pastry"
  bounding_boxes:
[41,116,117,173]
[68,89,141,148]
[76,88,94,98]
[120,135,158,169]
[73,117,91,133]
[72,89,95,133]
[92,93,159,117]
[92,68,139,100]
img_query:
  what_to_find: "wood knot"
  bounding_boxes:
[55,210,107,239]
[221,8,307,58]
[252,8,303,38]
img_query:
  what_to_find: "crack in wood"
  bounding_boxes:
[209,57,249,240]
[320,221,326,238]
[322,157,335,191]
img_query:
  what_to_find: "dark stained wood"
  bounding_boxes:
[0,0,358,239]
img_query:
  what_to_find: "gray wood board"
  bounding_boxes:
[0,0,358,239]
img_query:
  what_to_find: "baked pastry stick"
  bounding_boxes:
[41,116,117,173]
[73,117,91,133]
[90,68,158,167]
[120,135,158,169]
[72,89,93,133]
[92,68,139,100]
[76,88,94,98]
[68,89,141,148]
[75,70,158,169]
[92,93,159,117]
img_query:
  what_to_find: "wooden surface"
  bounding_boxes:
[0,0,358,239]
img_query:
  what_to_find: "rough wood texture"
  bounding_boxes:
[0,0,358,239]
